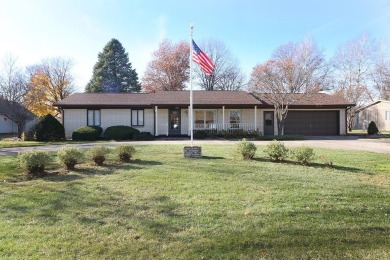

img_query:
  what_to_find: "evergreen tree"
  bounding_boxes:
[85,39,140,93]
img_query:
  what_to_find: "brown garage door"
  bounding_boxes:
[284,111,339,135]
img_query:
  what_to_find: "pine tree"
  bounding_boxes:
[85,39,140,93]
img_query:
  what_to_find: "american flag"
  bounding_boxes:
[192,40,214,75]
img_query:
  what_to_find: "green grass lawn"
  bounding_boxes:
[0,145,389,259]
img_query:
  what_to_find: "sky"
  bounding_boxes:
[0,0,389,92]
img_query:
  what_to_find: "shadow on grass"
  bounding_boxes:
[252,158,362,173]
[129,159,163,166]
[44,172,85,182]
[201,156,225,160]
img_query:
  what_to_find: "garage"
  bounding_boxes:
[284,111,339,135]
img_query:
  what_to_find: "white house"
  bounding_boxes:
[354,100,390,131]
[54,91,354,138]
[0,99,36,135]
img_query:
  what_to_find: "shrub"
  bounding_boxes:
[237,138,257,160]
[367,121,379,135]
[319,154,333,168]
[194,130,208,139]
[264,140,289,162]
[57,146,83,170]
[72,126,102,141]
[22,130,35,141]
[291,146,315,165]
[34,114,65,141]
[133,132,154,141]
[104,125,140,140]
[19,150,51,176]
[87,145,110,165]
[115,145,136,162]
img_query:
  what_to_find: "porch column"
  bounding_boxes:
[254,106,257,131]
[155,106,158,136]
[188,106,191,135]
[222,106,225,130]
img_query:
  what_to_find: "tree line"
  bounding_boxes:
[1,34,389,136]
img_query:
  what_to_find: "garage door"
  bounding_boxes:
[284,111,339,135]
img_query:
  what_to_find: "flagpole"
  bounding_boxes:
[189,22,194,147]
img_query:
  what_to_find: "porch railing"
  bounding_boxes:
[194,123,257,131]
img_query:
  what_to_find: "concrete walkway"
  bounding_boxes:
[1,136,389,156]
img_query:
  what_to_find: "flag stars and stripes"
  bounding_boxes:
[192,40,215,75]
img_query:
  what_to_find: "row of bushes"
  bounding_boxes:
[72,125,154,141]
[194,129,262,140]
[23,114,154,142]
[237,139,323,166]
[19,145,136,176]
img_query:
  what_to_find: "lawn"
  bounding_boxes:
[0,144,389,259]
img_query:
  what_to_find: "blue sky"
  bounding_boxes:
[0,0,389,92]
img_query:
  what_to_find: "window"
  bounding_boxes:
[87,110,100,126]
[194,110,215,129]
[132,109,144,126]
[386,111,390,121]
[230,110,240,128]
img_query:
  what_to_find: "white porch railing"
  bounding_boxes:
[194,123,257,131]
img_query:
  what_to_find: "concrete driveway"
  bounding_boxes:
[1,136,389,156]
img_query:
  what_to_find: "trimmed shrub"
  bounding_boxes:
[87,145,110,166]
[237,138,257,160]
[19,150,51,176]
[34,114,65,141]
[291,146,315,165]
[264,140,289,162]
[115,145,136,162]
[57,146,83,170]
[193,129,262,140]
[367,121,379,135]
[133,132,154,141]
[104,125,140,140]
[72,126,102,141]
[194,130,208,139]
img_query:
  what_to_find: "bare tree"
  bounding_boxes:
[249,38,329,135]
[195,39,245,91]
[331,34,377,131]
[142,39,189,92]
[371,40,390,100]
[25,57,74,117]
[0,54,31,137]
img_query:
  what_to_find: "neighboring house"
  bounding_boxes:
[354,100,390,131]
[54,91,354,138]
[0,99,36,134]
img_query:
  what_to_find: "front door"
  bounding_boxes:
[264,111,274,136]
[169,109,181,136]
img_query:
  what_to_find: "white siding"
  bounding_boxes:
[63,109,87,138]
[156,109,168,136]
[101,109,131,130]
[339,109,347,135]
[355,101,390,131]
[181,109,189,135]
[0,115,17,133]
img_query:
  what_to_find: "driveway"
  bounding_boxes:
[0,136,389,156]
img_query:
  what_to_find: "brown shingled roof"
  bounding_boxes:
[152,91,259,107]
[54,91,260,108]
[251,93,355,107]
[54,93,155,108]
[54,91,354,108]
